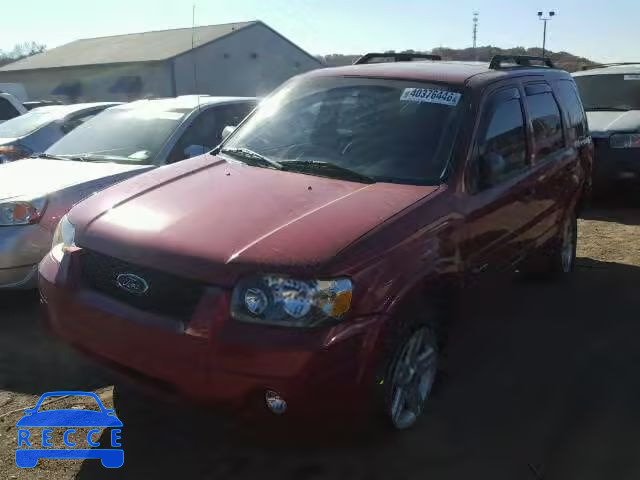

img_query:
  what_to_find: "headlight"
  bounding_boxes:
[0,196,47,226]
[50,215,76,263]
[0,145,33,163]
[610,133,640,149]
[231,276,353,327]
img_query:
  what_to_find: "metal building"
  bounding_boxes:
[0,21,323,102]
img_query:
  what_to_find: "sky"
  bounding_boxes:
[1,0,639,62]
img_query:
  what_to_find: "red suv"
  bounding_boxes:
[39,55,592,430]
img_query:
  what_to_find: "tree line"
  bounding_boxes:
[0,42,47,67]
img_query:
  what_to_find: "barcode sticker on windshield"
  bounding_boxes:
[400,88,461,106]
[624,74,640,81]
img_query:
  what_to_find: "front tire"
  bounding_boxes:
[382,325,439,430]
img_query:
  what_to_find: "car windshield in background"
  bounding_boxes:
[46,108,185,163]
[574,74,640,111]
[223,77,464,185]
[0,109,62,138]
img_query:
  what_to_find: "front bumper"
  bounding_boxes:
[593,137,640,187]
[0,224,51,289]
[39,252,383,416]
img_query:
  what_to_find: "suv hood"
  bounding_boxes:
[72,155,438,285]
[586,110,640,137]
[0,158,150,201]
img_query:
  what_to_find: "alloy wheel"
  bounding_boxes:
[561,216,576,273]
[388,327,438,430]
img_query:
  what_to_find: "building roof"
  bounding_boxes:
[572,64,640,76]
[0,21,258,72]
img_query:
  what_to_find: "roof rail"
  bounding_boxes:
[489,55,555,70]
[580,62,640,71]
[353,52,442,65]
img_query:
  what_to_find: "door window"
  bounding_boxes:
[474,94,528,191]
[525,90,564,160]
[168,102,256,163]
[0,98,21,121]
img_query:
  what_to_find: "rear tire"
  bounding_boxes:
[523,211,577,278]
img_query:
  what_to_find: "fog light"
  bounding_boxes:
[265,390,287,415]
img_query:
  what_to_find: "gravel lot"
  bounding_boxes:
[2,197,640,480]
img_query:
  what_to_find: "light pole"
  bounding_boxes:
[537,11,556,58]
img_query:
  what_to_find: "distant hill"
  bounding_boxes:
[316,46,597,72]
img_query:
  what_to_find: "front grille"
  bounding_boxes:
[80,249,206,320]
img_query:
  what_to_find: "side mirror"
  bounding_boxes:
[478,152,506,190]
[183,144,208,158]
[222,125,236,141]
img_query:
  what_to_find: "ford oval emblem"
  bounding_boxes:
[116,273,149,295]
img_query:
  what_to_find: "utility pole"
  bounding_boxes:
[537,11,556,58]
[472,12,479,60]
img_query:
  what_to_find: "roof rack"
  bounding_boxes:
[353,52,442,65]
[489,55,555,70]
[580,62,640,71]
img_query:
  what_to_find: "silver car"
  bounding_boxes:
[0,102,120,163]
[0,95,257,289]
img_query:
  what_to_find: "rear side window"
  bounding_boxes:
[0,98,20,121]
[555,81,588,141]
[525,91,564,159]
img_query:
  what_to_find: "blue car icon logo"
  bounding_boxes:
[15,391,124,469]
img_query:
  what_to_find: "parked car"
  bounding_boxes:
[40,55,591,430]
[0,102,120,163]
[0,92,27,123]
[0,95,256,289]
[0,83,28,103]
[573,64,640,195]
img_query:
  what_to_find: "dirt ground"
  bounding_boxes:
[2,195,640,480]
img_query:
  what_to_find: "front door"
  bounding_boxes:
[460,85,539,281]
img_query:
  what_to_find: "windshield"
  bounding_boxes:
[223,77,464,185]
[0,109,61,137]
[46,107,185,163]
[574,74,640,111]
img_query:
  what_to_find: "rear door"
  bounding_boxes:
[460,83,540,279]
[521,80,582,247]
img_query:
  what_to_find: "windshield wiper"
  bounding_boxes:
[219,147,283,170]
[73,153,133,163]
[585,107,632,112]
[38,153,87,162]
[280,160,376,184]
